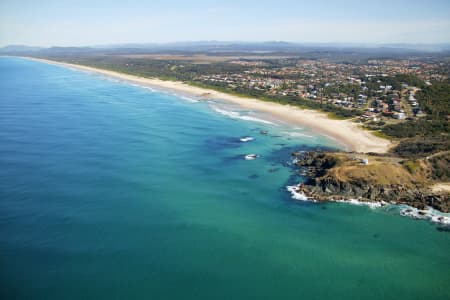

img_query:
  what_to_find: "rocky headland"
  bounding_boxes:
[289,150,450,213]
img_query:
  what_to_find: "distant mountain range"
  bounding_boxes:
[0,45,44,52]
[1,41,450,55]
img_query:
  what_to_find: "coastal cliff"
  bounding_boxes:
[291,151,449,213]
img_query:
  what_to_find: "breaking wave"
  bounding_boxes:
[210,105,276,125]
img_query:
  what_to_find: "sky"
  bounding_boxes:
[0,0,450,47]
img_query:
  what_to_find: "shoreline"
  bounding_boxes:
[287,150,450,225]
[21,56,391,153]
[286,184,450,226]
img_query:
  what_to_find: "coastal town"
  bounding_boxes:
[194,57,449,125]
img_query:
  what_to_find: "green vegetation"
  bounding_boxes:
[381,82,450,138]
[40,55,250,82]
[371,130,391,139]
[416,83,450,119]
[428,153,450,180]
[382,119,449,138]
[389,74,427,90]
[365,74,426,92]
[392,136,450,158]
[403,160,421,174]
[323,83,362,99]
[401,154,449,182]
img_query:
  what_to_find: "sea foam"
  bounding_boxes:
[286,184,450,225]
[210,105,276,125]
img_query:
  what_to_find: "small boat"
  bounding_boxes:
[240,136,254,142]
[260,130,268,135]
[245,154,259,160]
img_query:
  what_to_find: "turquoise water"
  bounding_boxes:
[0,57,449,300]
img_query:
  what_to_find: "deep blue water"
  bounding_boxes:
[0,57,449,300]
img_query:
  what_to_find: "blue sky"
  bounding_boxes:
[1,0,449,46]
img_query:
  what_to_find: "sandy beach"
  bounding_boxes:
[25,57,391,153]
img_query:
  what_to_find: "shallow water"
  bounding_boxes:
[0,57,449,300]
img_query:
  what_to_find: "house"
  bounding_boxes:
[393,112,406,119]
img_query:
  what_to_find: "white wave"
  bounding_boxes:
[142,86,156,92]
[210,105,276,125]
[179,95,199,103]
[286,185,314,202]
[282,131,315,139]
[286,185,383,207]
[106,78,120,83]
[335,199,386,209]
[124,83,200,102]
[286,184,450,225]
[240,136,255,142]
[321,134,339,142]
[431,215,450,225]
[244,154,259,160]
[399,206,450,225]
[210,106,238,117]
[239,115,276,125]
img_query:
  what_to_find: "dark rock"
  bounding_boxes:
[436,225,450,232]
[290,150,450,213]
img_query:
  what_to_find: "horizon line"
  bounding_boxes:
[2,40,450,48]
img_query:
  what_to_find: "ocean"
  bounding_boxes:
[0,57,449,300]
